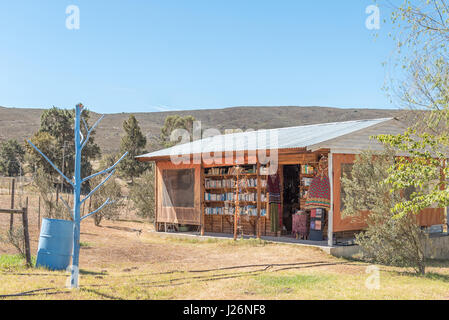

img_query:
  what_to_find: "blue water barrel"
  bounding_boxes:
[35,218,74,270]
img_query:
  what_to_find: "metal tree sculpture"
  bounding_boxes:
[28,103,127,288]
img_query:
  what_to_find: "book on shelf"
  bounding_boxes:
[301,177,313,186]
[204,192,266,202]
[204,177,266,189]
[205,206,266,216]
[301,165,315,175]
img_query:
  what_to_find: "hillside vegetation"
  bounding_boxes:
[0,106,401,154]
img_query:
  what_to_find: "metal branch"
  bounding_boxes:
[82,152,128,183]
[80,198,111,221]
[27,140,74,187]
[81,169,115,204]
[81,114,104,150]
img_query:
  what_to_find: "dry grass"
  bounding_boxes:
[1,193,449,300]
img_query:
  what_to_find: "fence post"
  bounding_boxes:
[9,178,15,232]
[38,196,41,231]
[22,197,32,267]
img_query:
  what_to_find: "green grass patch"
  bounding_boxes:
[0,254,36,271]
[80,242,92,248]
[256,274,330,288]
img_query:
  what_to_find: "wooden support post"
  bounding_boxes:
[200,164,205,236]
[256,161,261,239]
[38,196,41,231]
[265,193,269,236]
[9,178,15,232]
[327,153,334,246]
[234,166,240,241]
[22,197,32,267]
[279,166,283,237]
[88,196,92,215]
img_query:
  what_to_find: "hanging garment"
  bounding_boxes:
[267,173,281,203]
[270,203,280,233]
[305,175,331,209]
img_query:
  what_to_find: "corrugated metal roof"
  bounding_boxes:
[136,118,392,159]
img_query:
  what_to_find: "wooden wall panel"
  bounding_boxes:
[156,161,201,225]
[332,153,445,233]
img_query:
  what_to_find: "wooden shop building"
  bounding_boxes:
[136,118,445,246]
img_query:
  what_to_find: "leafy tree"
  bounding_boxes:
[159,115,196,148]
[0,139,24,176]
[25,132,59,176]
[39,107,73,145]
[341,149,428,275]
[25,107,101,184]
[375,0,449,218]
[130,167,155,221]
[118,115,148,182]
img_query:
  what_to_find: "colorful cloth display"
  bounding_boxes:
[269,203,280,233]
[267,173,281,204]
[305,175,330,209]
[292,212,309,238]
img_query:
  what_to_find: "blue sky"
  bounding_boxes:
[0,1,400,114]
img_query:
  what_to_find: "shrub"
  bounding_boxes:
[341,148,428,275]
[129,168,155,221]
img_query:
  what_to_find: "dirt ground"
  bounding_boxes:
[0,193,354,273]
[1,193,449,300]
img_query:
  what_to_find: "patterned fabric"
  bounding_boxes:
[292,213,309,237]
[267,174,280,192]
[267,173,281,204]
[305,175,331,209]
[268,193,281,204]
[270,203,280,233]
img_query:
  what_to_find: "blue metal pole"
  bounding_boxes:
[70,103,83,289]
[27,103,127,288]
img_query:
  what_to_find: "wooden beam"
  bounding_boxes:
[200,164,205,236]
[279,165,283,237]
[256,160,261,239]
[154,163,158,230]
[22,198,32,267]
[9,178,15,231]
[327,153,334,246]
[0,208,25,214]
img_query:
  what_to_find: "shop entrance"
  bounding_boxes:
[282,164,300,232]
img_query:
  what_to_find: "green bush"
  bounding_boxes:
[341,149,428,275]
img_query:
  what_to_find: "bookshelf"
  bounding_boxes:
[202,164,270,236]
[299,164,317,209]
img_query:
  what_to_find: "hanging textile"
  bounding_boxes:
[292,211,309,239]
[305,156,330,210]
[270,203,280,233]
[305,175,330,209]
[267,173,281,232]
[267,173,281,203]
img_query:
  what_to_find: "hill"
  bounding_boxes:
[0,106,401,154]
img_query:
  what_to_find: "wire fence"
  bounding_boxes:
[0,176,33,196]
[0,175,138,235]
